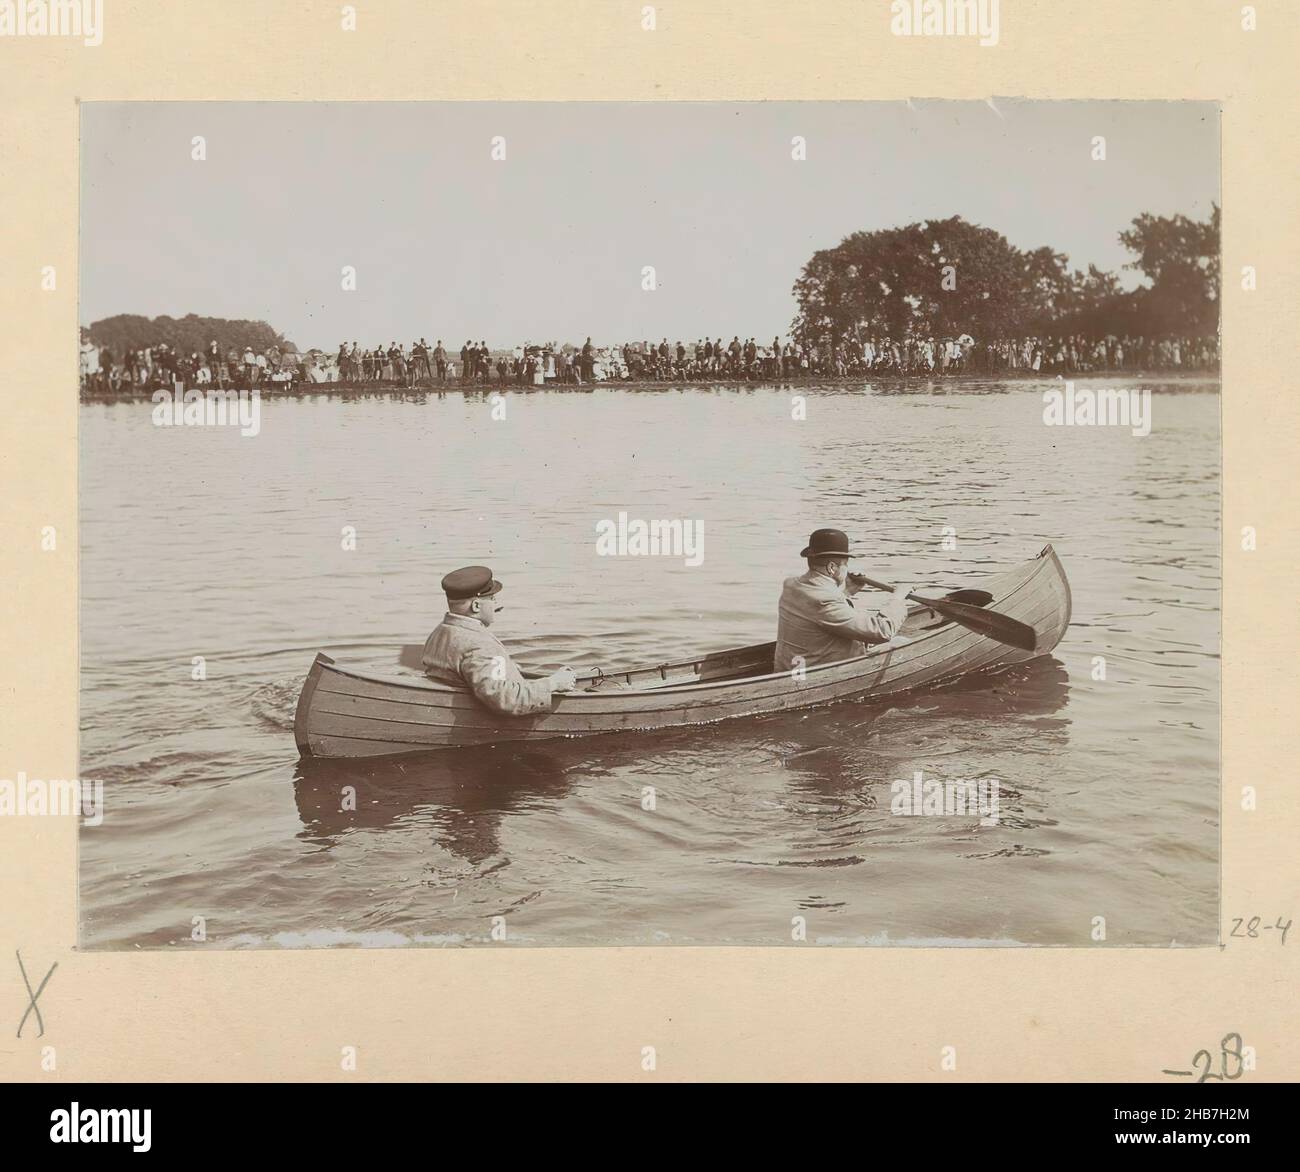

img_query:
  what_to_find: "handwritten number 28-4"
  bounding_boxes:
[1228,915,1291,943]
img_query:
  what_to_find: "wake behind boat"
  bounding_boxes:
[293,545,1071,759]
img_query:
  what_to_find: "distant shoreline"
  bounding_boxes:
[81,368,1221,403]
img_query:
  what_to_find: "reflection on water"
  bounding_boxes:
[79,380,1218,948]
[295,746,578,865]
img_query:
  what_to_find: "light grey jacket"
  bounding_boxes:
[774,571,909,672]
[422,613,555,716]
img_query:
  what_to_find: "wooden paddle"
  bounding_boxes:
[850,573,1038,653]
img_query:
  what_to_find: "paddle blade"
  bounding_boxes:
[924,598,1038,652]
[397,643,425,669]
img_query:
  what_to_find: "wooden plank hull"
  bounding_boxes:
[294,545,1071,758]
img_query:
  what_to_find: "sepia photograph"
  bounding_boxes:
[76,98,1221,950]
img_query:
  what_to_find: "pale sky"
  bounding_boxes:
[80,101,1219,351]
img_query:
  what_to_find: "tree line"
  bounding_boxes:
[84,207,1219,364]
[84,313,296,359]
[791,207,1220,346]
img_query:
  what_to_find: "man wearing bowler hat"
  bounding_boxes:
[774,529,912,673]
[422,566,577,715]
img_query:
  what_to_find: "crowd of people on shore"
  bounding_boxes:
[852,332,1218,377]
[79,339,300,394]
[324,332,1219,384]
[80,330,1219,394]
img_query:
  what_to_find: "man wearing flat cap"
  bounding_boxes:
[774,529,912,673]
[422,566,577,715]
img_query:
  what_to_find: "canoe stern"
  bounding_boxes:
[293,652,335,757]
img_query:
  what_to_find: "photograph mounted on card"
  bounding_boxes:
[77,99,1220,951]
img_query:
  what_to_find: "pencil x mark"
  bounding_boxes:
[16,950,57,1039]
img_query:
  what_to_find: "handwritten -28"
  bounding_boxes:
[1163,1033,1248,1082]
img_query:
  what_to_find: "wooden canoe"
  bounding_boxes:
[294,544,1071,759]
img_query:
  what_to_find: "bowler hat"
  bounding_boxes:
[441,565,503,599]
[800,528,858,559]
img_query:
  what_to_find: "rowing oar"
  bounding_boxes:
[849,573,1038,653]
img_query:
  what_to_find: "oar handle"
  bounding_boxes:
[850,573,924,603]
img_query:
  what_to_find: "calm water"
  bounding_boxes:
[79,378,1220,948]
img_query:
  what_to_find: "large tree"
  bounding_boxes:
[793,217,1035,346]
[1020,246,1073,331]
[792,208,1220,344]
[924,216,1032,339]
[793,223,929,344]
[1118,204,1220,335]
